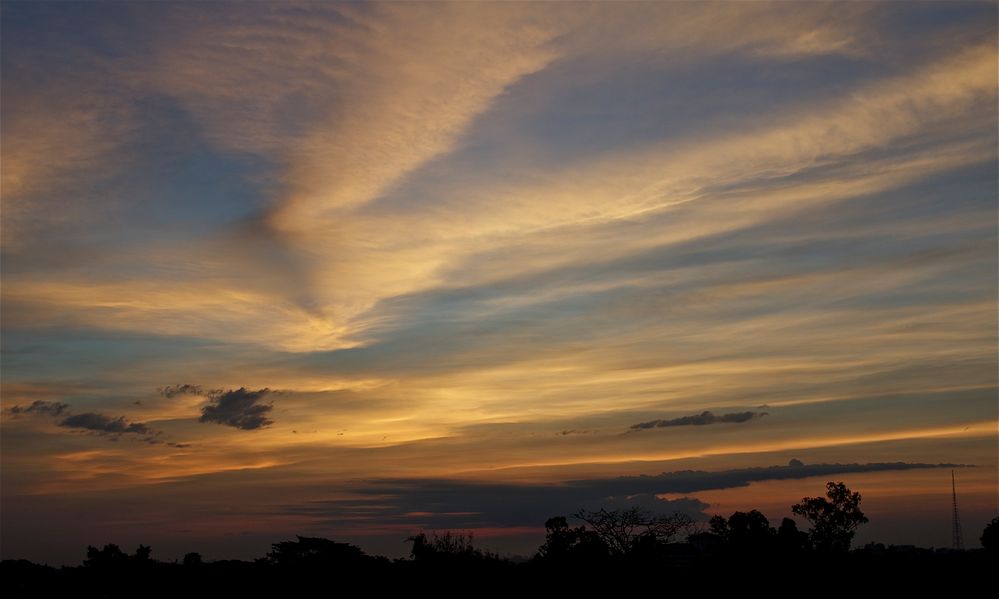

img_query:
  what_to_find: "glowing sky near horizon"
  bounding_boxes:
[1,1,996,563]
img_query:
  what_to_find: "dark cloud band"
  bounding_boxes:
[280,460,960,531]
[59,412,153,436]
[630,410,768,430]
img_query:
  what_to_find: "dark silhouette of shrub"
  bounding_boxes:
[266,536,370,568]
[981,516,998,551]
[182,552,203,567]
[792,481,868,552]
[537,516,609,563]
[709,509,776,552]
[776,517,810,553]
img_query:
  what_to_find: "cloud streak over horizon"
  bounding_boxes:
[630,411,769,430]
[1,1,996,563]
[280,461,963,533]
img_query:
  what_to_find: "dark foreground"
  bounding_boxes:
[6,489,997,597]
[3,537,994,598]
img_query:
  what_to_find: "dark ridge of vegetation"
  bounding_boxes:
[3,482,996,597]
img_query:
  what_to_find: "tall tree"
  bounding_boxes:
[791,482,868,552]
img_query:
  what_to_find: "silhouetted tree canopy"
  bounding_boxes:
[182,552,203,567]
[709,509,776,552]
[3,490,996,599]
[776,517,810,553]
[406,530,506,568]
[571,507,693,556]
[792,481,868,552]
[83,544,152,568]
[265,536,369,567]
[981,517,999,552]
[537,516,609,563]
[84,544,127,568]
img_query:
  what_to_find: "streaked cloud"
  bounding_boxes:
[630,411,768,430]
[279,461,959,533]
[159,384,215,399]
[59,413,154,438]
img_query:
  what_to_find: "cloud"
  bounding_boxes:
[159,384,217,399]
[199,388,274,430]
[5,397,176,444]
[280,461,958,532]
[630,410,769,430]
[59,412,154,436]
[4,400,70,417]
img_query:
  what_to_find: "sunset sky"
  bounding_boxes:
[2,1,996,564]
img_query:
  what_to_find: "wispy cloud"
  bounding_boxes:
[5,400,70,417]
[630,411,768,430]
[159,384,216,399]
[0,1,995,560]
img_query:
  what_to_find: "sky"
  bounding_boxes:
[1,1,996,564]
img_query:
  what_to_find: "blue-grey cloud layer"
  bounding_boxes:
[284,461,959,530]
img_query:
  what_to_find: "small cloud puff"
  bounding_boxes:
[199,387,274,430]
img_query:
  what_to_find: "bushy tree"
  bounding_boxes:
[709,510,775,551]
[981,516,999,551]
[776,517,810,553]
[407,530,502,564]
[83,544,153,568]
[182,552,203,566]
[266,536,368,567]
[538,516,609,562]
[84,544,129,567]
[791,482,868,552]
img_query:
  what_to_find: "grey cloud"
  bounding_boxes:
[59,412,154,436]
[5,400,70,417]
[159,384,219,398]
[279,461,959,531]
[199,387,273,430]
[8,400,173,443]
[630,410,768,430]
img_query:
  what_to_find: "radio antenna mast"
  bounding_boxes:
[951,469,964,550]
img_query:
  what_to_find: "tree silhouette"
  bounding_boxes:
[182,552,203,566]
[406,530,504,565]
[83,544,128,568]
[776,517,810,553]
[709,509,776,552]
[266,536,368,567]
[134,545,152,561]
[981,516,998,552]
[537,516,609,562]
[572,507,693,556]
[791,481,868,552]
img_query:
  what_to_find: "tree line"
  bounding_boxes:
[3,481,996,597]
